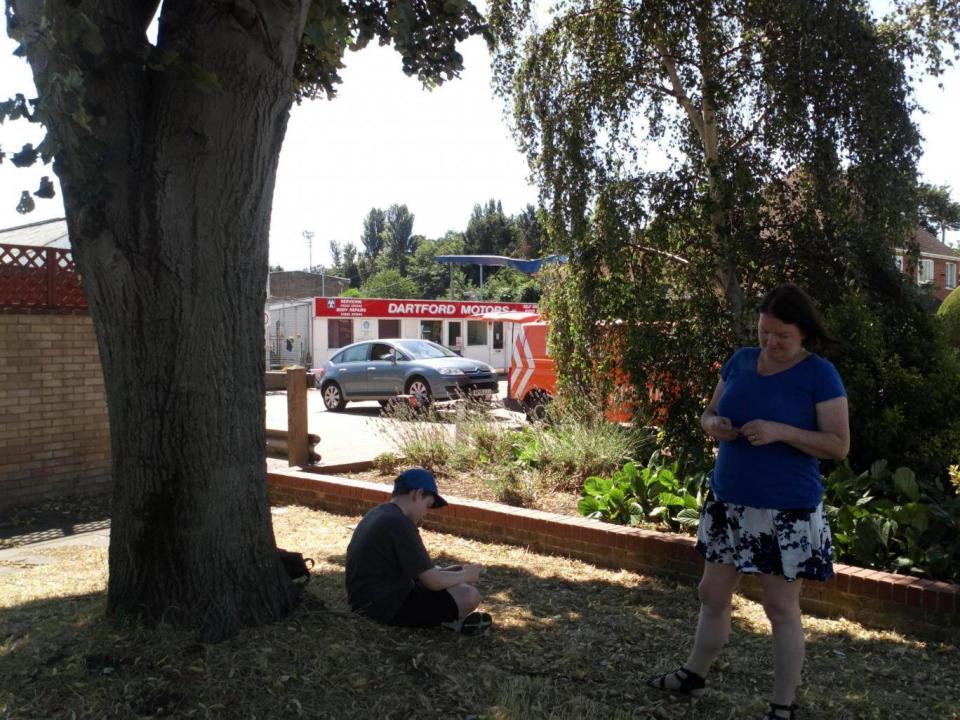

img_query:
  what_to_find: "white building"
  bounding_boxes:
[311,296,539,371]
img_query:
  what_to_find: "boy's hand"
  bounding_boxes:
[461,564,482,584]
[440,565,463,572]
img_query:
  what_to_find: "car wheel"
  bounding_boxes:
[524,389,551,422]
[405,377,432,405]
[322,382,346,411]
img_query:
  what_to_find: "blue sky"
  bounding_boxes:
[0,11,956,271]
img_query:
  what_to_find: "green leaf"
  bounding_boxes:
[870,459,888,479]
[33,176,55,199]
[10,143,37,168]
[676,508,701,527]
[656,492,686,508]
[892,467,920,502]
[577,497,599,516]
[16,190,35,214]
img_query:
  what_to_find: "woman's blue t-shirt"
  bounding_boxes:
[711,347,846,510]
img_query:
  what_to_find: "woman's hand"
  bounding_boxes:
[705,414,740,442]
[740,419,782,446]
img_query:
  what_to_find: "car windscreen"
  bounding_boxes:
[395,340,457,359]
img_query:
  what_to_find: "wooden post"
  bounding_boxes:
[285,366,308,467]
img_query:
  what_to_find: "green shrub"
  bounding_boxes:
[823,460,960,583]
[578,450,708,532]
[372,452,401,475]
[937,286,960,346]
[484,467,536,507]
[381,402,453,473]
[450,406,516,469]
[531,415,651,491]
[826,290,960,480]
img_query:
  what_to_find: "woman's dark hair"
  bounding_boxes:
[758,283,837,350]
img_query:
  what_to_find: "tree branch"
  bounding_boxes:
[726,99,777,154]
[654,37,705,141]
[626,242,690,265]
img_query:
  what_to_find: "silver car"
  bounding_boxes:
[317,338,498,411]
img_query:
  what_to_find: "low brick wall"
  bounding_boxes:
[267,468,960,639]
[0,311,111,509]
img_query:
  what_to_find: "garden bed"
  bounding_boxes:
[336,466,584,517]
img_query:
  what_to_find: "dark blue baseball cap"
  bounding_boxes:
[394,467,447,508]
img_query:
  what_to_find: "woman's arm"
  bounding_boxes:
[701,379,740,442]
[740,396,850,460]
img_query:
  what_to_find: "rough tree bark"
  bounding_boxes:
[8,0,310,640]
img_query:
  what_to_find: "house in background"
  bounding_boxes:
[895,227,959,303]
[0,216,70,249]
[268,270,349,299]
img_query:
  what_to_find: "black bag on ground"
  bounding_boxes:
[277,548,314,585]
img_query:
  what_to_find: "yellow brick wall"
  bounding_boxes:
[0,312,111,509]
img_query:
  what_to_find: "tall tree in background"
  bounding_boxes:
[361,207,387,259]
[918,183,960,243]
[360,267,419,298]
[409,232,473,298]
[329,239,344,270]
[3,0,486,639]
[382,203,416,274]
[341,242,362,288]
[463,199,512,284]
[491,0,960,474]
[510,203,548,259]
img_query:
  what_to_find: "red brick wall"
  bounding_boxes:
[0,311,111,509]
[267,468,959,639]
[899,254,958,301]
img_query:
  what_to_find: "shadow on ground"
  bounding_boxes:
[0,496,111,550]
[0,506,956,719]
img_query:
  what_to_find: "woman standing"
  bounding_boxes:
[647,284,849,720]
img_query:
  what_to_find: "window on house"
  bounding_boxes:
[467,320,487,346]
[447,321,462,347]
[378,319,400,338]
[947,263,957,290]
[917,258,934,285]
[327,319,353,348]
[420,320,442,343]
[492,322,504,350]
[894,255,904,272]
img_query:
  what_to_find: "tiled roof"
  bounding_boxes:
[0,217,69,249]
[911,226,959,258]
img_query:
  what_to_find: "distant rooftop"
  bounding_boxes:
[0,217,69,249]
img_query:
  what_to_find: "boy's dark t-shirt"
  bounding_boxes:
[345,502,434,622]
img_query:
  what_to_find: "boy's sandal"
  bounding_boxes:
[646,666,706,698]
[763,702,798,719]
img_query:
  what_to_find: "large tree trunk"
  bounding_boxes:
[9,0,310,640]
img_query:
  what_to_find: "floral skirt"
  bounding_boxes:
[696,499,834,582]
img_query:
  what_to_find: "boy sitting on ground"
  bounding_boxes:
[345,467,492,634]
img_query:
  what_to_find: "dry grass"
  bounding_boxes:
[1,505,957,719]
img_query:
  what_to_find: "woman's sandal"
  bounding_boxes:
[762,701,798,719]
[646,666,706,698]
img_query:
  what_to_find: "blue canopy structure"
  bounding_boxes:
[434,253,567,274]
[434,253,567,299]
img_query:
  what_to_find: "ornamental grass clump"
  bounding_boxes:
[533,414,650,492]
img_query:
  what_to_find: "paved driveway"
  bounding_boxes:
[264,380,516,467]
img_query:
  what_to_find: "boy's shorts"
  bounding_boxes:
[389,583,459,627]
